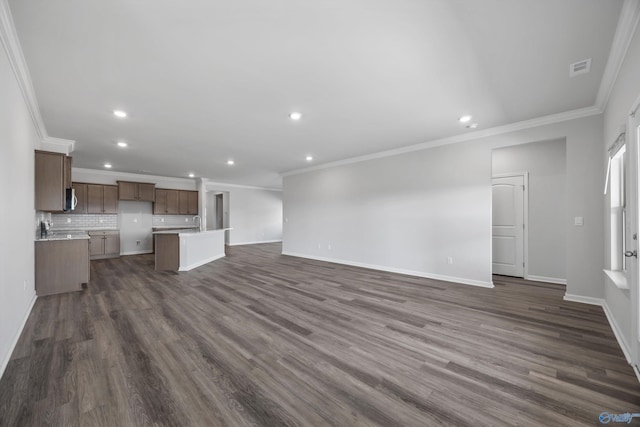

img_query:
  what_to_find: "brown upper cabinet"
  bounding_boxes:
[118,181,155,202]
[87,184,118,214]
[35,150,72,212]
[154,189,197,215]
[71,183,88,214]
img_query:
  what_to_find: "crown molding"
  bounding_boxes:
[0,0,48,140]
[39,136,75,154]
[282,105,602,177]
[203,178,282,192]
[595,0,640,110]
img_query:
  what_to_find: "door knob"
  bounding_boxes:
[624,250,637,258]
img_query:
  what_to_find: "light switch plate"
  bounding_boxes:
[574,216,584,226]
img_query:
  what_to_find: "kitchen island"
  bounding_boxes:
[153,228,229,271]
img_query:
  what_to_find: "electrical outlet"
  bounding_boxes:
[328,244,332,250]
[136,240,141,246]
[99,219,104,223]
[317,243,321,249]
[133,218,138,223]
[185,218,189,222]
[447,257,453,265]
[160,218,165,222]
[66,218,71,223]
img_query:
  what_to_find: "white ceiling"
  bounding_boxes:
[8,0,624,188]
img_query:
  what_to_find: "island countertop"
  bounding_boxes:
[152,228,231,236]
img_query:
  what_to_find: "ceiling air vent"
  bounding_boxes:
[570,58,591,77]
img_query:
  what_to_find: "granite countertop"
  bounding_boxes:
[152,226,198,230]
[35,231,90,242]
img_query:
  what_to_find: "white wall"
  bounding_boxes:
[72,168,196,190]
[603,22,640,355]
[119,201,153,255]
[205,184,282,245]
[492,139,567,282]
[0,41,39,376]
[283,114,603,294]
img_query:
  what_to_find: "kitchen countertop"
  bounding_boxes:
[152,228,230,235]
[35,231,90,242]
[152,226,198,230]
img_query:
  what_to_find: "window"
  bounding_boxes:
[609,144,627,272]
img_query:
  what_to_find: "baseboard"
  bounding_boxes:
[282,251,494,288]
[564,293,634,368]
[229,240,282,246]
[601,300,633,365]
[527,275,566,285]
[0,293,37,380]
[120,250,153,256]
[563,293,604,306]
[179,253,225,271]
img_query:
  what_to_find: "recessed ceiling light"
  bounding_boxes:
[459,115,472,123]
[227,159,235,165]
[188,173,195,178]
[113,110,127,118]
[104,163,112,168]
[305,155,313,161]
[290,112,302,121]
[466,123,479,129]
[116,141,128,148]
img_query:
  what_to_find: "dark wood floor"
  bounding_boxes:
[1,243,639,426]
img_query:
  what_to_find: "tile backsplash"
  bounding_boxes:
[50,213,118,230]
[152,215,198,227]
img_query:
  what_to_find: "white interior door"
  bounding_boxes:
[492,175,525,277]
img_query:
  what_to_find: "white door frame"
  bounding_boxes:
[492,172,529,279]
[629,94,640,373]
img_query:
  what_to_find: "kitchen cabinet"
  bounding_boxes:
[154,189,179,214]
[89,230,120,259]
[71,183,88,214]
[156,189,198,215]
[87,184,118,213]
[118,181,155,202]
[35,150,72,212]
[35,239,89,296]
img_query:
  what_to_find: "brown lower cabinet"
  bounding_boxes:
[89,230,120,259]
[35,239,89,296]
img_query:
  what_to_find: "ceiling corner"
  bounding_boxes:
[595,0,640,111]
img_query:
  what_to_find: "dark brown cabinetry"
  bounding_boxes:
[35,239,89,296]
[87,185,118,213]
[35,150,72,212]
[154,189,180,214]
[118,181,155,202]
[155,189,198,215]
[89,230,120,259]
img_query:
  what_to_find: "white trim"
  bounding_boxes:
[229,239,282,246]
[604,269,629,290]
[527,275,567,285]
[0,294,36,380]
[120,250,153,256]
[0,0,47,140]
[178,253,225,271]
[634,365,640,383]
[595,0,640,111]
[282,251,494,288]
[203,178,282,192]
[602,300,633,365]
[564,293,635,370]
[282,106,601,177]
[73,167,197,186]
[40,137,75,155]
[563,293,604,306]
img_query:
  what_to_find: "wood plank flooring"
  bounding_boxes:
[1,242,639,426]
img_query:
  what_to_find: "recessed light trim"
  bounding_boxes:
[290,112,302,121]
[116,141,128,148]
[227,159,235,165]
[113,110,127,118]
[459,115,472,123]
[104,163,112,168]
[188,173,195,178]
[305,155,313,161]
